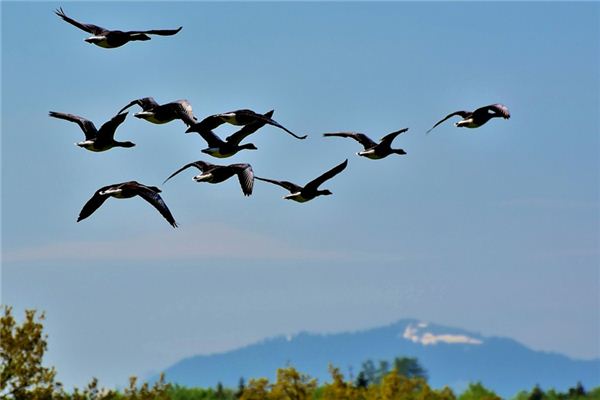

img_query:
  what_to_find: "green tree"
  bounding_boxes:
[529,385,545,400]
[269,366,317,400]
[0,306,172,400]
[435,386,457,400]
[458,382,501,400]
[0,307,61,400]
[240,378,270,400]
[122,374,170,400]
[392,357,428,380]
[377,361,390,382]
[569,383,586,398]
[355,371,369,389]
[586,387,600,400]
[367,370,454,400]
[321,366,365,400]
[215,382,225,400]
[167,384,218,400]
[361,360,377,386]
[373,372,424,400]
[66,377,118,400]
[235,377,246,399]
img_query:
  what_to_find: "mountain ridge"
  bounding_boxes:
[152,319,599,397]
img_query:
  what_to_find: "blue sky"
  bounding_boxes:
[2,1,599,389]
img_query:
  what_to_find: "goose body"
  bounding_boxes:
[323,128,408,160]
[55,8,182,49]
[117,97,197,126]
[283,191,317,203]
[49,111,134,152]
[201,144,257,159]
[186,110,274,158]
[255,159,348,203]
[78,181,177,227]
[427,104,510,133]
[164,160,254,196]
[189,109,307,140]
[357,149,380,159]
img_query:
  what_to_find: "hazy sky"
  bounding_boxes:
[2,1,599,389]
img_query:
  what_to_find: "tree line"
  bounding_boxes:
[1,307,598,400]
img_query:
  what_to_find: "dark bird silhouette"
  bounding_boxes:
[186,110,275,158]
[117,97,197,126]
[188,109,307,140]
[255,159,348,203]
[323,128,408,159]
[164,161,254,196]
[49,111,134,152]
[427,104,510,133]
[55,7,182,49]
[78,181,177,227]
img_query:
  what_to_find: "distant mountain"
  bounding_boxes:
[154,319,599,397]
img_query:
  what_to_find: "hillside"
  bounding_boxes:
[155,319,599,397]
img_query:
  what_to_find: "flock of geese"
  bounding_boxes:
[50,8,511,228]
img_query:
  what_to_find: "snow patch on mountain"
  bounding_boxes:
[402,322,483,346]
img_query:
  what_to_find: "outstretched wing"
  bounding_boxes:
[426,110,471,134]
[163,161,213,184]
[128,27,183,36]
[186,115,225,134]
[55,7,106,35]
[77,185,114,222]
[230,164,254,196]
[49,111,98,139]
[117,97,159,114]
[195,130,225,147]
[136,187,178,228]
[226,110,275,144]
[379,128,409,147]
[164,100,197,126]
[254,177,303,194]
[257,114,307,140]
[474,104,510,119]
[304,159,348,193]
[97,112,128,140]
[323,132,376,150]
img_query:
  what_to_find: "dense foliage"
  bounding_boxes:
[0,307,169,400]
[1,307,598,400]
[0,307,59,399]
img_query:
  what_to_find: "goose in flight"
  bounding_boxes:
[323,128,408,159]
[78,181,177,227]
[49,111,134,152]
[427,104,510,133]
[164,161,254,196]
[255,159,348,203]
[186,110,274,158]
[189,109,307,140]
[55,7,182,48]
[117,97,197,126]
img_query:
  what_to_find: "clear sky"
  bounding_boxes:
[2,1,599,389]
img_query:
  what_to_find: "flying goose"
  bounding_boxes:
[323,128,408,159]
[49,111,134,152]
[117,97,197,126]
[427,104,510,133]
[186,110,275,158]
[55,7,182,49]
[164,161,254,196]
[188,109,307,140]
[78,181,177,227]
[255,159,348,203]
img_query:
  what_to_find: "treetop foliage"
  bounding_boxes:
[1,306,598,400]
